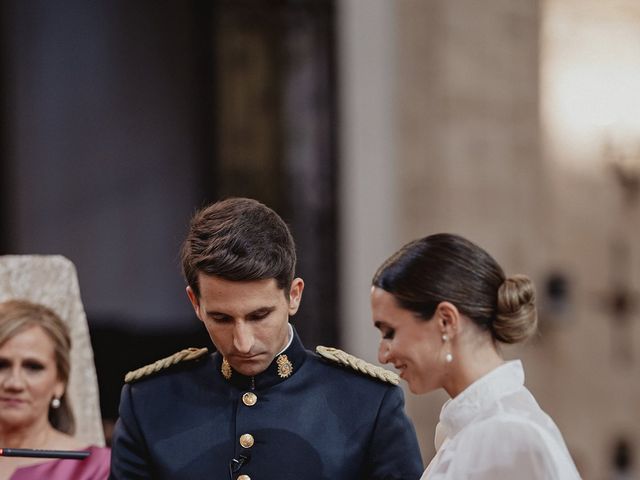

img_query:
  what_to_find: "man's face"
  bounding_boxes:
[187,274,304,377]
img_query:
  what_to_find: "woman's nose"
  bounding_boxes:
[2,368,25,390]
[378,342,391,364]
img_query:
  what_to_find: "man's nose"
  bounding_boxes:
[233,322,255,354]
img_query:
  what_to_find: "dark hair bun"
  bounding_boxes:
[494,274,537,344]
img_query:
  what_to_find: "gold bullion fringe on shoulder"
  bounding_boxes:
[315,346,400,385]
[124,347,209,383]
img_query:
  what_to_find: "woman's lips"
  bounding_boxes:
[0,397,27,407]
[394,364,407,377]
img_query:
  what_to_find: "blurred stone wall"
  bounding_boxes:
[340,1,640,478]
[394,0,548,468]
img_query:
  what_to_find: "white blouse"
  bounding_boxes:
[422,361,581,479]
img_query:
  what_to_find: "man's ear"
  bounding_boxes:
[288,277,305,315]
[186,286,203,322]
[434,301,460,338]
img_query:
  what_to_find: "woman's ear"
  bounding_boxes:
[434,301,460,337]
[54,382,65,401]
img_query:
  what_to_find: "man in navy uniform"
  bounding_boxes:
[109,197,423,479]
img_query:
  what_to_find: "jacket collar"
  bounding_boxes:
[214,324,307,390]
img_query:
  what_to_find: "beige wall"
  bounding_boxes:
[338,0,402,360]
[394,0,548,467]
[339,1,640,478]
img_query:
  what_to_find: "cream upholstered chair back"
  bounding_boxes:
[0,255,105,447]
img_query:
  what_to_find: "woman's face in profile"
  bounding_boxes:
[371,287,444,394]
[0,325,64,430]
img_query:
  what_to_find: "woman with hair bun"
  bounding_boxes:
[371,233,580,479]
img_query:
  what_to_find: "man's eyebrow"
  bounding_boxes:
[374,320,390,330]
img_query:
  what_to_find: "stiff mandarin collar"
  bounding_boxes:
[215,326,307,390]
[438,360,525,440]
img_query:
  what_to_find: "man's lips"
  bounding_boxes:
[230,353,264,361]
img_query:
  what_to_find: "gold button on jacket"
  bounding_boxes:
[239,433,255,449]
[242,392,257,406]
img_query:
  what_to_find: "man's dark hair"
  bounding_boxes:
[181,197,297,297]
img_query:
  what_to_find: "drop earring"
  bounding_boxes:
[441,333,453,363]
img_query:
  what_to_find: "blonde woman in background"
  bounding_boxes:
[371,233,581,479]
[0,300,109,480]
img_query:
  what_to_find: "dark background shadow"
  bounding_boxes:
[0,0,337,437]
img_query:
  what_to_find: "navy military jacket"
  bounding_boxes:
[109,331,423,479]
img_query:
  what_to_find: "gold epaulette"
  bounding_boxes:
[316,346,400,385]
[124,347,209,383]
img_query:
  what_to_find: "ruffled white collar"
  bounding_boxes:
[436,360,525,446]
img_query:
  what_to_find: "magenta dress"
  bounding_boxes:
[10,446,110,480]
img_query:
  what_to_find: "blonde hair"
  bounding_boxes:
[0,299,75,434]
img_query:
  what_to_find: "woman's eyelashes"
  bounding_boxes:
[0,358,46,372]
[23,361,46,371]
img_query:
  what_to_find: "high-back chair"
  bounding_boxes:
[0,255,105,447]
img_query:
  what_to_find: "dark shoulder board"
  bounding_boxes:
[124,347,209,383]
[316,346,400,385]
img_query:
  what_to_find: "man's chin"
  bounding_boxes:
[229,357,270,377]
[233,365,268,377]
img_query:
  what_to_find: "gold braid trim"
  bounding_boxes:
[315,346,400,385]
[124,347,209,383]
